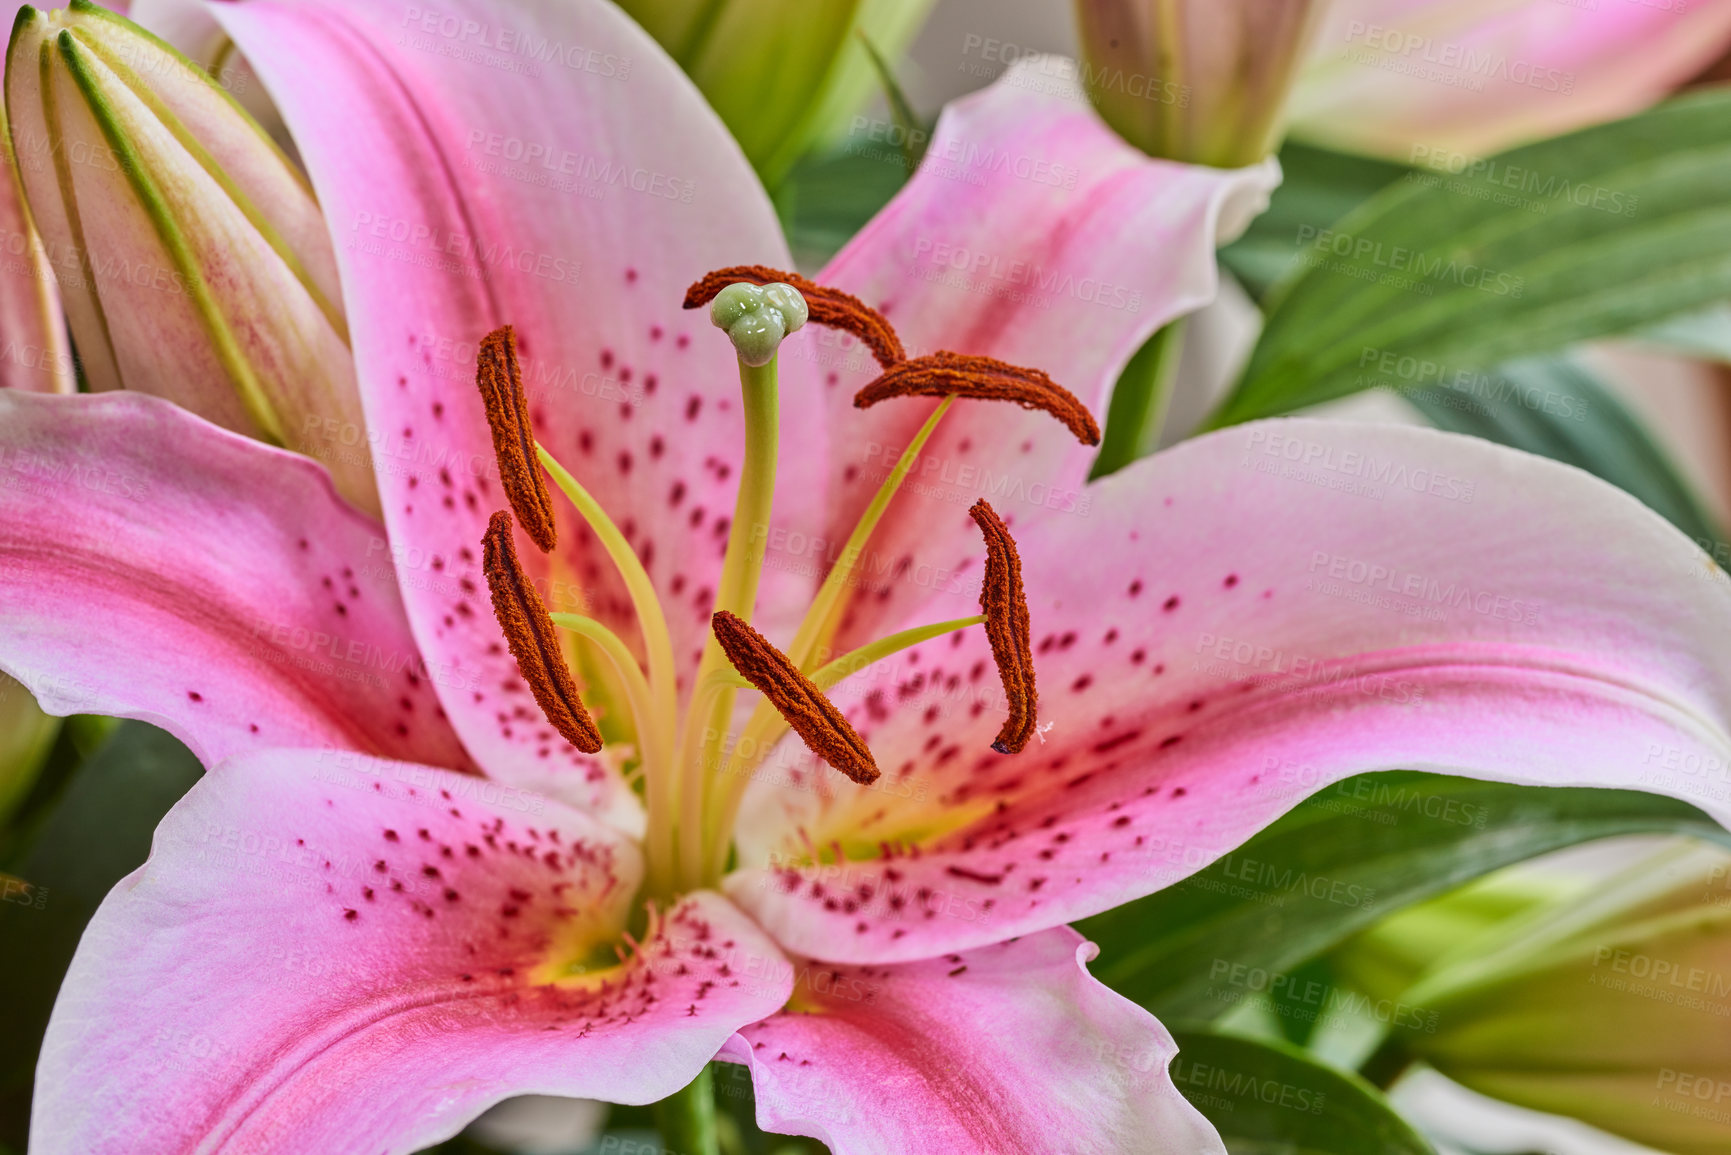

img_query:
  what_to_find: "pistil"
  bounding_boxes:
[675,282,808,892]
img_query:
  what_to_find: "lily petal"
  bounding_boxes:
[1290,0,1731,158]
[214,0,829,787]
[730,420,1731,962]
[718,927,1222,1155]
[814,56,1278,649]
[32,749,790,1155]
[0,390,469,771]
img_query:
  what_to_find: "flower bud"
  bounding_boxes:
[1074,0,1326,166]
[615,0,937,186]
[1344,842,1731,1155]
[4,1,376,514]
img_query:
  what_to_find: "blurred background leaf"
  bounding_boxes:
[1078,772,1731,1023]
[0,721,202,1146]
[1168,1028,1435,1155]
[1214,90,1731,428]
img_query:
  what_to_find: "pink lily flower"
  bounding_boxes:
[6,2,1731,1153]
[1289,0,1731,158]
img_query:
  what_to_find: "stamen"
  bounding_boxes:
[476,326,558,551]
[856,351,1101,446]
[710,610,880,785]
[684,265,905,368]
[482,510,602,753]
[969,500,1038,754]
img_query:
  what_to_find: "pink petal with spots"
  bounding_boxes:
[1291,0,1731,157]
[717,927,1222,1155]
[32,750,791,1155]
[213,0,828,788]
[808,56,1278,651]
[0,391,468,772]
[729,420,1731,962]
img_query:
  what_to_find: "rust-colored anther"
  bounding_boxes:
[477,326,557,552]
[856,351,1101,446]
[482,510,602,754]
[711,610,881,785]
[970,500,1038,754]
[684,265,905,368]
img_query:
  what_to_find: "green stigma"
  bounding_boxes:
[709,281,807,367]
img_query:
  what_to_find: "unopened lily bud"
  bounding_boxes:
[615,0,937,186]
[1344,842,1731,1155]
[5,1,376,514]
[1074,0,1326,166]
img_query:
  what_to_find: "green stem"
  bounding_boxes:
[678,355,779,890]
[653,1066,718,1155]
[1091,318,1186,480]
[538,444,680,897]
[785,394,954,671]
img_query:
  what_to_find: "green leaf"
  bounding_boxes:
[1091,318,1186,480]
[777,144,910,268]
[1077,772,1731,1023]
[1218,140,1409,303]
[0,721,201,1143]
[1169,1030,1434,1155]
[1213,89,1731,426]
[1396,354,1724,548]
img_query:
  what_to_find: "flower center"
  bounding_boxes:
[475,268,1100,904]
